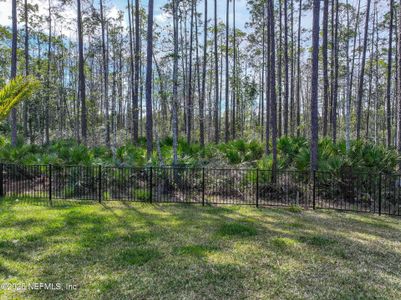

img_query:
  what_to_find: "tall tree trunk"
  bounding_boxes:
[187,0,194,144]
[100,0,110,148]
[260,71,264,139]
[111,43,117,148]
[345,0,351,152]
[332,0,339,142]
[59,36,66,137]
[10,0,17,147]
[45,0,52,144]
[195,3,202,141]
[139,49,144,138]
[322,0,329,136]
[225,0,230,142]
[181,17,187,136]
[118,38,123,130]
[374,3,379,144]
[310,0,321,171]
[296,0,302,137]
[232,0,236,139]
[395,14,399,147]
[133,0,140,143]
[214,0,219,143]
[346,0,361,149]
[397,0,401,166]
[329,0,334,133]
[181,11,187,136]
[387,0,394,147]
[23,0,29,140]
[283,0,289,136]
[77,0,87,144]
[127,0,135,139]
[356,0,371,139]
[200,0,207,147]
[219,34,223,137]
[365,17,375,139]
[145,0,154,159]
[265,3,270,154]
[277,0,283,136]
[267,0,277,175]
[290,0,295,135]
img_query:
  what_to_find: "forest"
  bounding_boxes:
[3,3,401,297]
[1,0,401,175]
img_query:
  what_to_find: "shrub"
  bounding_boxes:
[288,205,303,213]
[102,191,110,201]
[133,188,150,201]
[0,136,399,176]
[63,186,75,198]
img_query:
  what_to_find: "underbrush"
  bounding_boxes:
[0,136,399,175]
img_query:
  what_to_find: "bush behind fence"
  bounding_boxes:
[1,163,400,216]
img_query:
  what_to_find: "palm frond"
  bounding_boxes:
[0,75,41,121]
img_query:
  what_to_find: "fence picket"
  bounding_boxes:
[98,165,102,203]
[0,162,399,217]
[48,164,52,206]
[0,163,3,198]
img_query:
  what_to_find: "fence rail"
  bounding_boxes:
[1,163,400,216]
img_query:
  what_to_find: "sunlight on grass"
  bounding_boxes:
[271,237,298,250]
[175,245,218,258]
[0,198,400,299]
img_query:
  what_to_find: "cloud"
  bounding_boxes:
[0,0,12,27]
[155,11,170,25]
[0,0,250,37]
[108,5,120,20]
[0,0,126,40]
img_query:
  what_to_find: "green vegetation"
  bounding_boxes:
[217,222,257,237]
[271,237,298,250]
[0,76,40,122]
[287,204,303,213]
[175,245,218,258]
[132,188,150,201]
[0,137,399,175]
[118,248,161,266]
[0,199,400,299]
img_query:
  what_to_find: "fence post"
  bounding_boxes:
[0,163,3,198]
[149,167,153,203]
[98,165,102,203]
[202,168,205,206]
[378,173,382,216]
[256,169,259,208]
[312,169,316,210]
[49,164,52,206]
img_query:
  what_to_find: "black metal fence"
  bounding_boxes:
[1,163,400,216]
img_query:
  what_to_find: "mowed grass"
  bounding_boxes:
[1,198,401,299]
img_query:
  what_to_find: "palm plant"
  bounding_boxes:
[0,76,40,122]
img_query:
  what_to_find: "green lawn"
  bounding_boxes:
[1,198,401,299]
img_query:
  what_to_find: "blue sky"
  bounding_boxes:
[0,0,250,34]
[0,0,377,41]
[111,0,250,30]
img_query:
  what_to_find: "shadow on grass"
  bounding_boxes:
[0,198,400,299]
